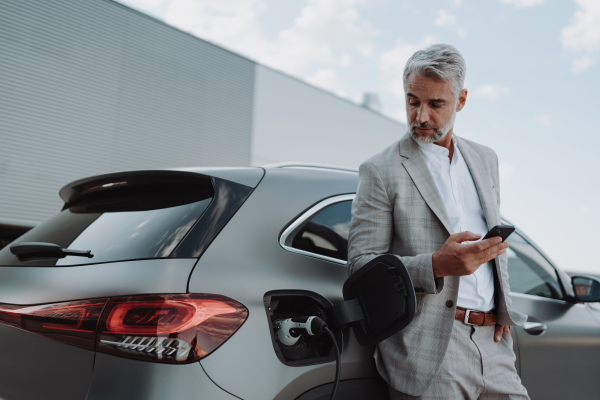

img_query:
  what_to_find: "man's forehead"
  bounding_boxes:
[406,74,453,99]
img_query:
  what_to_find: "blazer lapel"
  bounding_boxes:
[456,137,498,230]
[398,132,454,235]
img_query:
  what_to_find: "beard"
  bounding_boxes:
[409,111,456,144]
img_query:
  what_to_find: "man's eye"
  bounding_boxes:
[431,103,442,108]
[409,102,419,106]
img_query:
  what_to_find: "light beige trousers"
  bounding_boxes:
[389,319,530,400]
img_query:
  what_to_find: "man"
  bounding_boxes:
[347,44,529,399]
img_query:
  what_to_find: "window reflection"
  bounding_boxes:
[55,199,211,265]
[506,233,563,299]
[291,201,352,261]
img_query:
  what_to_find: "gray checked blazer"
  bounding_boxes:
[347,131,527,396]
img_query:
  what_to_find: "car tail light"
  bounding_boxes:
[0,294,247,364]
[0,299,108,350]
[97,294,247,363]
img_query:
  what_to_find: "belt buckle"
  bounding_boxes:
[464,309,476,325]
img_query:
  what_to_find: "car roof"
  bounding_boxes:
[58,164,357,206]
[262,162,358,174]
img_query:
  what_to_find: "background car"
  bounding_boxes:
[0,164,599,400]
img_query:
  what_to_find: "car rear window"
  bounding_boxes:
[0,174,214,266]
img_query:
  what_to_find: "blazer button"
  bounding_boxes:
[446,300,454,308]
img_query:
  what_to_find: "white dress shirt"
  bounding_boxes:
[417,137,495,312]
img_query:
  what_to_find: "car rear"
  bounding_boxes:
[0,168,263,400]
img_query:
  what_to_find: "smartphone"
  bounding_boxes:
[482,225,515,242]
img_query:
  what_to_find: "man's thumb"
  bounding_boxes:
[453,231,482,243]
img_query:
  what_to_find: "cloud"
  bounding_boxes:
[533,113,552,127]
[434,9,457,27]
[379,36,436,99]
[499,164,516,182]
[499,0,545,8]
[571,57,596,73]
[164,0,377,79]
[164,0,266,56]
[433,9,467,38]
[471,84,511,100]
[561,0,600,53]
[561,0,600,74]
[305,68,347,97]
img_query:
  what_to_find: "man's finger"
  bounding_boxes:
[472,243,508,265]
[494,324,504,342]
[463,236,503,254]
[452,231,482,244]
[503,326,511,336]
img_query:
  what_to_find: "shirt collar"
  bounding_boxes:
[417,135,458,164]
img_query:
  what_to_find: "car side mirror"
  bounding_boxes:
[571,275,600,302]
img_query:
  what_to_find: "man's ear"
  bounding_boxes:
[456,89,467,112]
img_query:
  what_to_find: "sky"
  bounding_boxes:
[115,0,600,275]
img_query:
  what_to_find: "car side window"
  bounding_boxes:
[506,233,564,300]
[290,200,352,261]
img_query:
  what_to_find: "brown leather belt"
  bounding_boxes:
[455,307,497,326]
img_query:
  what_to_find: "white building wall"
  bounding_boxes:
[0,0,254,226]
[0,1,407,232]
[251,65,407,169]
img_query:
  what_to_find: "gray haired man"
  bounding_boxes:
[347,44,530,399]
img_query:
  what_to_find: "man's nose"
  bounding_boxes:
[417,106,429,123]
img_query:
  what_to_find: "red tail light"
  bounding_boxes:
[97,294,248,363]
[0,299,108,350]
[0,294,248,364]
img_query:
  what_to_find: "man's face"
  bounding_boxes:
[405,73,467,144]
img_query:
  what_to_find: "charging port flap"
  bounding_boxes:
[326,254,417,347]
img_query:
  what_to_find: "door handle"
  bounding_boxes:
[523,321,547,335]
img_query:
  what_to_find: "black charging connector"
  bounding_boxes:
[275,316,340,400]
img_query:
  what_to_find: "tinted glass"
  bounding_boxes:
[291,201,352,261]
[506,233,564,299]
[0,181,213,266]
[573,277,600,302]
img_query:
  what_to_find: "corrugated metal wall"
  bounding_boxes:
[0,0,255,225]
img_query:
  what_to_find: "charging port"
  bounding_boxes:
[264,290,343,367]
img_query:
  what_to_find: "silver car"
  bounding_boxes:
[0,164,599,400]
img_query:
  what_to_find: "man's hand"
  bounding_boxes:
[432,231,509,279]
[495,324,510,342]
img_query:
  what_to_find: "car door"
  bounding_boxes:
[506,231,600,400]
[280,194,391,399]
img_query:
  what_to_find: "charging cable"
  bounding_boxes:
[275,316,340,400]
[323,325,340,400]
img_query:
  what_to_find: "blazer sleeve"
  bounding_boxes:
[347,161,442,295]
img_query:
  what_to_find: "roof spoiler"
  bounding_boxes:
[59,170,212,209]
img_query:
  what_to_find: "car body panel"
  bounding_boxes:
[87,353,239,400]
[510,292,600,400]
[0,258,195,304]
[190,167,377,400]
[176,167,265,188]
[0,323,94,400]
